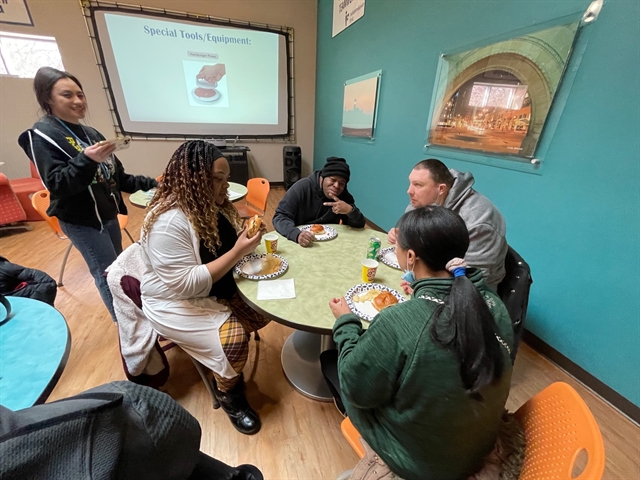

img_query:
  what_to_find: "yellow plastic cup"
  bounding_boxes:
[361,259,379,283]
[264,233,278,254]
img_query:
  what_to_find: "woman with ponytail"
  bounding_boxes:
[140,140,270,435]
[329,206,517,480]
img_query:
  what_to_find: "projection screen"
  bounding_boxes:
[90,8,291,137]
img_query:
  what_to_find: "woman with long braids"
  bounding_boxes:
[329,206,518,480]
[140,140,270,435]
[18,67,157,322]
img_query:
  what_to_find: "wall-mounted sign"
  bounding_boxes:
[0,0,33,26]
[332,0,365,37]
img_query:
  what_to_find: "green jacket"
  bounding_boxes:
[333,269,513,480]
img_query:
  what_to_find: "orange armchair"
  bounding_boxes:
[0,173,30,232]
[9,162,44,221]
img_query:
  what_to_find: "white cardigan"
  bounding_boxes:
[140,208,236,378]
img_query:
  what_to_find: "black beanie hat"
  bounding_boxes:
[321,157,350,183]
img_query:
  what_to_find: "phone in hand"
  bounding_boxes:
[98,136,131,152]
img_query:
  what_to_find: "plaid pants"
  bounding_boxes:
[214,293,270,392]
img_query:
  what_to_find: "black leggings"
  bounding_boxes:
[320,349,346,415]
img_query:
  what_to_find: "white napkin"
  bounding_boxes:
[257,279,296,300]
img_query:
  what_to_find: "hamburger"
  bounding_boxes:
[247,215,262,238]
[310,224,325,235]
[372,291,399,312]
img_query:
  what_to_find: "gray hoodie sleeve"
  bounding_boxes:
[465,222,507,291]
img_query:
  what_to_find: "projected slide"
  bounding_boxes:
[93,10,289,136]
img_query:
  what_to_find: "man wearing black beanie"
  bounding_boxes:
[273,156,365,247]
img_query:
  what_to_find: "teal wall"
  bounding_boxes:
[314,0,640,406]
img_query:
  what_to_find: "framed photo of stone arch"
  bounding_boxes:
[426,19,581,160]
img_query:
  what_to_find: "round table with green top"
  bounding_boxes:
[234,224,406,401]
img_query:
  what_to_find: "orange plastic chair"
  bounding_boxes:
[31,190,73,286]
[32,190,136,286]
[515,382,605,480]
[235,178,270,218]
[340,382,605,479]
[341,417,365,459]
[118,214,135,243]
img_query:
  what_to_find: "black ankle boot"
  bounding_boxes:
[213,381,261,435]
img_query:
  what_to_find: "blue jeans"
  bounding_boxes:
[59,218,122,322]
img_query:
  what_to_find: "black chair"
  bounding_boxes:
[497,246,533,362]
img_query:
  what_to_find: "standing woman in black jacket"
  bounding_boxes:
[18,67,157,321]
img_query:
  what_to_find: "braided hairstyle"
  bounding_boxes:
[142,140,242,253]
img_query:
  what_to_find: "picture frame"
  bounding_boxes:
[342,70,381,140]
[0,0,34,27]
[425,18,581,161]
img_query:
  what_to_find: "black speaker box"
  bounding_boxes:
[224,151,249,185]
[283,146,301,190]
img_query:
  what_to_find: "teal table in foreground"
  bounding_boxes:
[129,181,248,208]
[0,296,71,410]
[235,225,405,400]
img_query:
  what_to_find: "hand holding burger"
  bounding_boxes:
[234,216,263,257]
[247,215,263,238]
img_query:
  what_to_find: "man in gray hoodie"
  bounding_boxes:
[388,159,507,291]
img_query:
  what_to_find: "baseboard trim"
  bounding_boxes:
[522,329,640,424]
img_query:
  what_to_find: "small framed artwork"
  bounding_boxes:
[0,0,34,27]
[342,70,381,140]
[426,18,581,161]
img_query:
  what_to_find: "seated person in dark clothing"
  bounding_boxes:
[0,381,263,480]
[272,157,365,247]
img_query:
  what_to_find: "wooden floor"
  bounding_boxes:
[1,186,638,479]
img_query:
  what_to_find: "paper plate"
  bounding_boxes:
[377,247,400,270]
[141,188,156,202]
[344,283,406,322]
[299,224,338,241]
[234,253,288,280]
[191,87,220,103]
